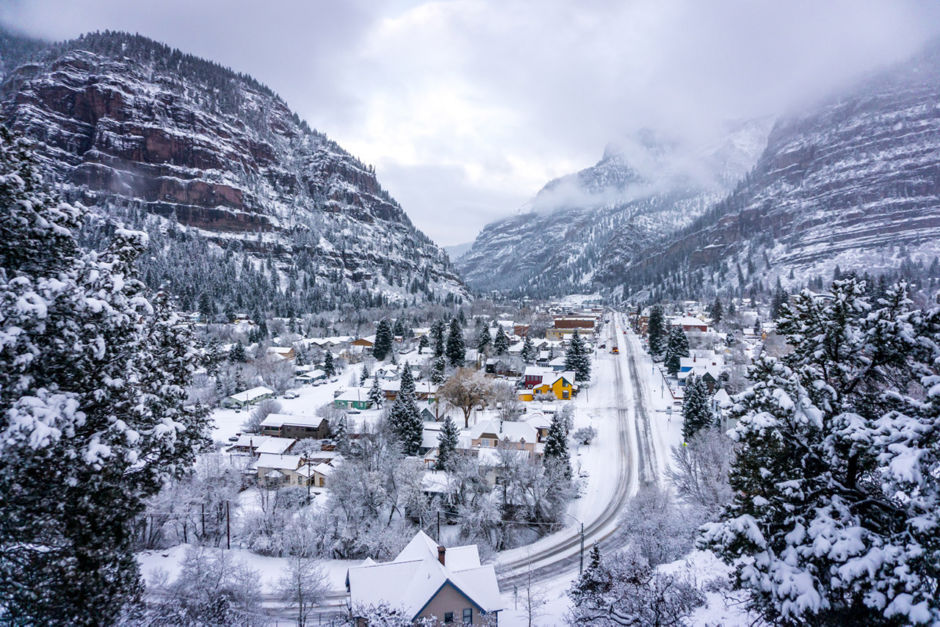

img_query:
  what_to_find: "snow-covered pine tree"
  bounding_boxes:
[709,298,723,324]
[700,279,940,626]
[418,334,429,354]
[430,356,446,385]
[322,351,335,377]
[229,340,247,363]
[0,128,209,624]
[476,325,491,354]
[664,327,690,377]
[389,364,421,455]
[521,335,535,363]
[435,415,459,471]
[564,330,591,382]
[369,372,384,408]
[647,305,666,358]
[493,326,509,355]
[332,413,350,455]
[681,375,713,441]
[359,362,370,385]
[445,317,465,367]
[431,319,446,358]
[373,319,393,361]
[543,413,571,479]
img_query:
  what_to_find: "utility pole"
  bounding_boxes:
[225,501,231,550]
[201,503,205,539]
[437,511,441,543]
[579,522,585,575]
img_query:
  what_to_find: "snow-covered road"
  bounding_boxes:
[495,311,668,589]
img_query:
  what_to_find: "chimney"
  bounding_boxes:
[438,545,446,566]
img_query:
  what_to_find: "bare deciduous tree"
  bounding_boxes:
[439,367,494,428]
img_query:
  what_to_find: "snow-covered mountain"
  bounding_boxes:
[621,39,940,297]
[0,29,466,312]
[457,121,772,296]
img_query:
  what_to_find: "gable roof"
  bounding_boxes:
[346,530,501,619]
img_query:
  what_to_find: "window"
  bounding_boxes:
[463,608,473,624]
[444,611,454,623]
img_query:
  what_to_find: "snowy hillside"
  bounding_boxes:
[457,121,771,297]
[619,39,940,298]
[0,30,467,312]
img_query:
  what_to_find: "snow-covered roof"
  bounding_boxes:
[470,419,538,444]
[260,413,322,429]
[254,437,295,455]
[254,453,303,471]
[525,413,551,429]
[421,470,450,493]
[228,386,274,403]
[713,389,732,408]
[523,366,552,378]
[346,531,501,619]
[670,316,709,328]
[334,387,371,402]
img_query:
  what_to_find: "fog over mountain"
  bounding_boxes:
[2,0,939,245]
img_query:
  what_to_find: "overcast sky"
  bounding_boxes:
[2,1,939,245]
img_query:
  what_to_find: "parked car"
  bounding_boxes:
[283,391,299,399]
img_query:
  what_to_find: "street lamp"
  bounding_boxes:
[563,512,586,574]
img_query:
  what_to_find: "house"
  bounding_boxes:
[670,316,709,333]
[548,356,567,372]
[346,530,502,625]
[222,386,274,409]
[513,324,530,337]
[350,336,375,354]
[521,371,577,401]
[260,414,331,439]
[253,453,305,486]
[525,413,552,443]
[295,368,327,385]
[333,388,374,410]
[521,366,553,389]
[469,419,539,455]
[224,434,287,456]
[267,346,296,361]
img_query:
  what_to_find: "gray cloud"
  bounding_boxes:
[2,0,939,245]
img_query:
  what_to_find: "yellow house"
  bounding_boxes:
[521,371,577,401]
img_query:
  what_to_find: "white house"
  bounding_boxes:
[346,530,501,624]
[222,386,274,409]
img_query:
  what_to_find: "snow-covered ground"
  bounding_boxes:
[141,313,742,624]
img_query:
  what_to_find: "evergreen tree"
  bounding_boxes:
[570,545,607,603]
[359,362,370,385]
[664,327,690,376]
[368,373,384,408]
[392,318,406,338]
[476,325,491,354]
[708,298,723,324]
[493,326,510,355]
[0,129,209,624]
[770,288,790,320]
[647,305,666,357]
[564,330,591,382]
[229,341,247,363]
[373,319,393,361]
[322,351,335,377]
[520,335,535,363]
[418,334,429,354]
[333,413,350,455]
[435,415,459,471]
[701,280,940,626]
[445,317,465,367]
[430,356,446,385]
[431,319,446,358]
[681,376,713,441]
[389,363,421,455]
[543,413,571,478]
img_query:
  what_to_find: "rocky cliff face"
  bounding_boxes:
[623,40,940,297]
[0,30,466,312]
[457,121,770,296]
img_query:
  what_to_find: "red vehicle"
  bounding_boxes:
[611,346,619,354]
